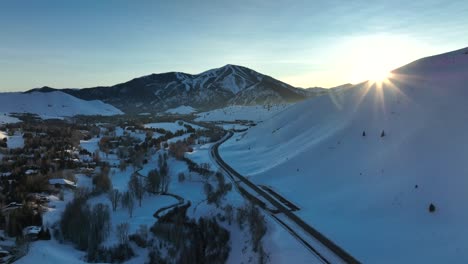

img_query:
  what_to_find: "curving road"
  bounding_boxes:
[211,132,360,264]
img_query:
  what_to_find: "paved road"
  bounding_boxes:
[211,132,360,264]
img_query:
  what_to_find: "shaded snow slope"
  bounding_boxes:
[0,91,123,118]
[165,105,196,114]
[220,47,468,263]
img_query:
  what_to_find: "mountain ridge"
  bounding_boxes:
[26,64,329,114]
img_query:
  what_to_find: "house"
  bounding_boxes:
[1,202,22,213]
[2,202,23,233]
[0,247,12,263]
[0,172,11,177]
[22,226,41,240]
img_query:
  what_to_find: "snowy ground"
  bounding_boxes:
[167,133,191,144]
[0,113,21,124]
[219,47,468,263]
[217,123,250,131]
[79,137,100,153]
[18,123,316,263]
[195,105,291,122]
[0,130,24,149]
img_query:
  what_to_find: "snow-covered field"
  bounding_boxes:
[0,130,24,149]
[165,105,196,114]
[0,91,123,118]
[195,105,291,122]
[144,121,204,132]
[0,113,21,124]
[220,47,468,263]
[217,123,250,131]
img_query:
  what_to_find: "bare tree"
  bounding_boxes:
[129,174,144,207]
[116,222,130,245]
[159,159,170,193]
[121,191,135,218]
[108,189,121,211]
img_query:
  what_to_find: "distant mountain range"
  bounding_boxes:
[27,64,334,114]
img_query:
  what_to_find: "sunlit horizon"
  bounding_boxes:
[1,1,468,91]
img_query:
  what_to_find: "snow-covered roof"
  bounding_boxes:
[0,172,11,177]
[25,169,38,175]
[22,226,41,236]
[49,178,77,187]
[2,202,22,213]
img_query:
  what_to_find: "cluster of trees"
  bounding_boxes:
[105,152,175,223]
[121,190,135,217]
[149,204,230,264]
[182,158,213,177]
[129,224,149,248]
[204,171,232,207]
[4,204,42,237]
[93,164,112,194]
[146,154,170,194]
[60,192,112,262]
[129,174,144,206]
[236,203,268,263]
[168,139,194,160]
[86,222,134,263]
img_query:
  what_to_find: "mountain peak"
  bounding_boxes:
[24,64,320,113]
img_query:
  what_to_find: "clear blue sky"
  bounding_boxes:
[1,0,467,91]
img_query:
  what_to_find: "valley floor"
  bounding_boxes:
[14,124,316,264]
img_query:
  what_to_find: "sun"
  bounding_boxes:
[368,68,392,83]
[350,63,393,85]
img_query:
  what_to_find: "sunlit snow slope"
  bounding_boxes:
[0,91,123,118]
[220,47,468,263]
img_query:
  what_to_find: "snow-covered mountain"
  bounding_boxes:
[219,47,468,263]
[29,65,325,114]
[0,91,123,119]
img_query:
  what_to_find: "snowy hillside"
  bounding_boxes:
[196,105,291,122]
[0,91,123,118]
[220,47,468,263]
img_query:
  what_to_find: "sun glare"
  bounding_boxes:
[350,65,393,85]
[368,69,392,83]
[339,34,422,86]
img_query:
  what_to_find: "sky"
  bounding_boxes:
[1,0,468,92]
